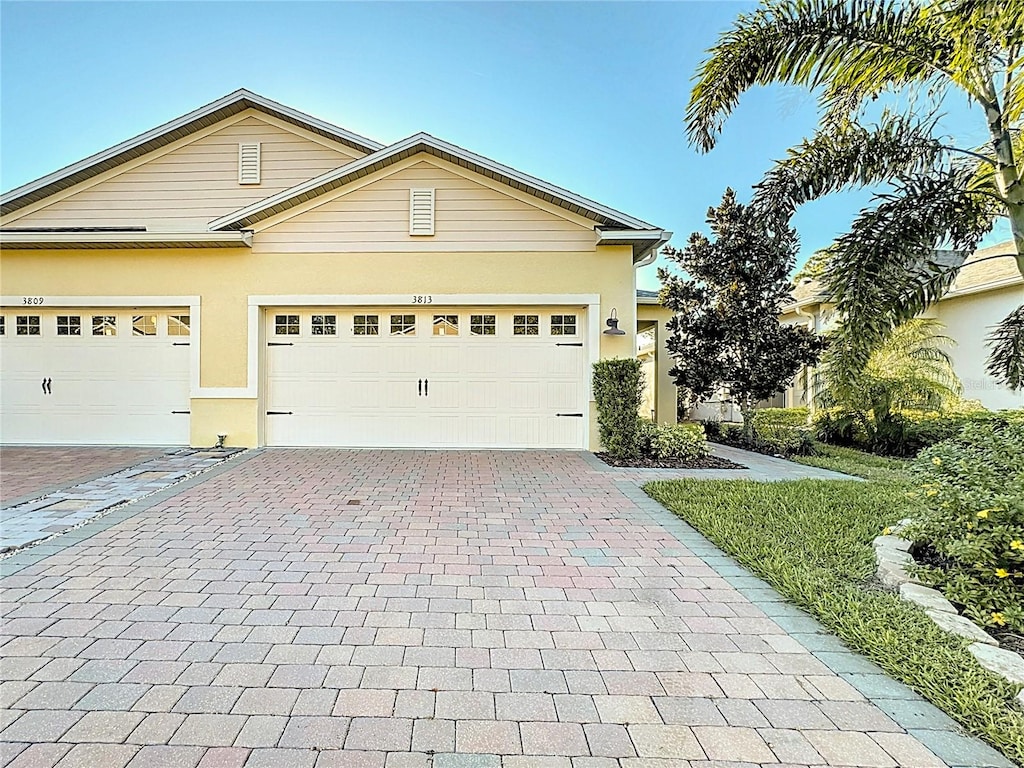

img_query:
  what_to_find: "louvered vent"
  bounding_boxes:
[238,143,261,185]
[409,188,435,235]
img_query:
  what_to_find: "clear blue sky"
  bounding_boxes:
[0,1,1007,290]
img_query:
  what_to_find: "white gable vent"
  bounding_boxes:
[238,143,261,185]
[409,188,435,235]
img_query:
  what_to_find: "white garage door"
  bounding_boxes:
[265,307,587,448]
[0,309,191,445]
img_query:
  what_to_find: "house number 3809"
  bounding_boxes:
[22,297,44,305]
[411,295,433,304]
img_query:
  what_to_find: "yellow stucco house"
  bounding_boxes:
[0,90,674,450]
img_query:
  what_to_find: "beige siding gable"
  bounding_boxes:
[253,157,600,253]
[3,112,365,233]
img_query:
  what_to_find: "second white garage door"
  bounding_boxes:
[264,307,587,448]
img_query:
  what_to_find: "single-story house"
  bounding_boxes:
[0,89,672,449]
[780,241,1024,412]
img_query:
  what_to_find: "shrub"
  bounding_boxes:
[814,405,1024,457]
[756,422,816,456]
[652,423,708,459]
[753,407,810,429]
[592,358,644,459]
[903,422,1024,633]
[637,418,659,457]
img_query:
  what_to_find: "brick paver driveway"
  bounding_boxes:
[0,450,991,767]
[1,448,164,506]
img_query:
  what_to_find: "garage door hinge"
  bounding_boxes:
[268,342,294,347]
[171,410,190,414]
[266,411,293,415]
[556,413,584,417]
[172,342,190,346]
[556,342,583,347]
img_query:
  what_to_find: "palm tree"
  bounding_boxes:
[686,0,1024,390]
[817,319,964,451]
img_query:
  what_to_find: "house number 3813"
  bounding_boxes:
[411,295,433,304]
[22,297,44,305]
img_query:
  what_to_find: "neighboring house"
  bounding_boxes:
[780,241,1024,412]
[0,89,671,449]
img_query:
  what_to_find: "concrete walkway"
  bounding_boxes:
[0,449,1010,768]
[1,448,243,553]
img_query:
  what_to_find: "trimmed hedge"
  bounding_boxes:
[592,358,644,459]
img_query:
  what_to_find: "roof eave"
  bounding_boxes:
[0,231,253,249]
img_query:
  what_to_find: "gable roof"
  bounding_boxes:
[782,243,1020,312]
[0,89,383,217]
[209,132,661,235]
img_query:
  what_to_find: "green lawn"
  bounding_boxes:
[644,449,1024,764]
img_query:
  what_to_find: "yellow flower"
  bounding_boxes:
[906,492,918,499]
[926,489,938,497]
[995,568,1010,578]
[932,457,942,466]
[882,527,892,536]
[966,522,975,530]
[1011,540,1024,551]
[977,510,989,519]
[990,613,1006,626]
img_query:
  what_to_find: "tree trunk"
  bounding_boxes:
[740,399,756,441]
[981,86,1024,275]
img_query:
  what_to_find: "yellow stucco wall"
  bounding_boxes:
[1,244,636,449]
[636,303,678,425]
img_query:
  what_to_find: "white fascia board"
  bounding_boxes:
[943,275,1024,298]
[1,88,383,211]
[597,228,672,265]
[0,231,252,248]
[210,132,660,232]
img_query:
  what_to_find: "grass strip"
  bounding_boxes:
[644,475,1024,764]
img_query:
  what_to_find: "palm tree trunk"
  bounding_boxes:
[981,84,1024,275]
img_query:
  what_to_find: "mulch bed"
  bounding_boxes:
[595,453,746,470]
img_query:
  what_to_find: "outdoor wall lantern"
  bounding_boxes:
[603,308,626,335]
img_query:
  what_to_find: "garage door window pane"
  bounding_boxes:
[312,314,337,335]
[16,316,40,336]
[513,314,539,335]
[470,314,496,335]
[433,315,458,336]
[133,315,157,336]
[168,315,190,336]
[93,316,117,336]
[275,314,300,335]
[57,316,82,336]
[391,314,415,335]
[353,315,379,335]
[550,314,577,336]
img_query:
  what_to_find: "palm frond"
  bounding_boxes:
[823,168,996,383]
[985,304,1024,389]
[687,0,951,151]
[754,113,949,217]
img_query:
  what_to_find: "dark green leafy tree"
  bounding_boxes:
[686,0,1024,390]
[660,189,826,437]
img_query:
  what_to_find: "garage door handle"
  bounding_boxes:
[418,379,422,396]
[556,413,584,417]
[556,342,583,347]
